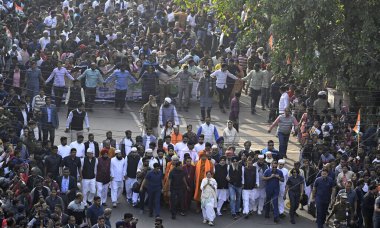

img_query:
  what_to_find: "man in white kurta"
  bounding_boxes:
[58,136,71,158]
[175,135,189,162]
[70,135,86,158]
[80,148,98,205]
[278,159,289,216]
[222,121,239,148]
[110,150,126,207]
[196,117,219,145]
[242,158,260,217]
[253,155,267,214]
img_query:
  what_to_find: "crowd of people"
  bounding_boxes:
[0,0,380,227]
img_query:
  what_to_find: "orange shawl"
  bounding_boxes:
[163,162,175,203]
[193,159,213,201]
[170,133,183,145]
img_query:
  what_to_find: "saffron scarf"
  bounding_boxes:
[194,159,213,201]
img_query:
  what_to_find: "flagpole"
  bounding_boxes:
[357,109,361,154]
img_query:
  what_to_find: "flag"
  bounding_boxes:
[268,34,273,50]
[15,3,24,16]
[353,109,361,133]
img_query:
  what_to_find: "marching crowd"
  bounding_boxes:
[1,0,380,227]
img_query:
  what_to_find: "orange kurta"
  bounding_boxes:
[170,133,183,145]
[193,159,213,201]
[163,162,175,204]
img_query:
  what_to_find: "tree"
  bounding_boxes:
[174,0,380,107]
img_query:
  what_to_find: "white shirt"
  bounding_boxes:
[88,142,95,155]
[21,109,27,126]
[104,0,115,14]
[181,147,199,163]
[116,0,129,10]
[43,16,57,29]
[110,157,126,181]
[58,145,71,158]
[70,141,86,158]
[122,138,133,156]
[279,167,289,189]
[167,12,175,22]
[137,4,145,14]
[187,15,196,28]
[92,0,100,9]
[223,127,238,147]
[175,142,188,154]
[39,37,50,50]
[175,143,188,161]
[211,69,238,89]
[194,143,205,153]
[62,0,70,9]
[279,92,290,114]
[137,157,156,170]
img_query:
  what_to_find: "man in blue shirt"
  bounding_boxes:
[261,140,279,160]
[263,160,284,223]
[77,62,104,112]
[86,196,104,227]
[311,168,336,228]
[142,163,163,218]
[104,64,137,113]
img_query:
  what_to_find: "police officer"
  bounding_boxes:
[311,168,336,228]
[263,160,284,223]
[327,193,354,227]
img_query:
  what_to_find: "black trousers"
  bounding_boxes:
[249,88,261,112]
[216,87,229,109]
[229,117,239,132]
[289,192,300,222]
[269,98,280,121]
[53,86,65,107]
[139,188,148,210]
[170,189,185,215]
[42,123,55,143]
[201,107,212,120]
[115,89,127,109]
[85,87,96,109]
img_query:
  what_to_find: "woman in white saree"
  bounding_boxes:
[200,171,217,226]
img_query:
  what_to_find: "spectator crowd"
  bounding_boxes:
[0,0,379,227]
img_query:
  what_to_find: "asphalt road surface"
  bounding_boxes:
[54,94,316,227]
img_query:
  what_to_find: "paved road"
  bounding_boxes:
[54,94,315,227]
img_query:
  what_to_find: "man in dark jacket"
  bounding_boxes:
[214,156,229,216]
[362,184,378,228]
[45,145,62,180]
[227,156,243,219]
[125,147,140,205]
[84,133,100,157]
[40,96,59,143]
[57,167,78,205]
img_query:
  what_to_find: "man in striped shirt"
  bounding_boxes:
[45,61,75,110]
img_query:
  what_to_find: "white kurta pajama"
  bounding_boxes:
[81,158,98,204]
[96,181,109,205]
[200,178,218,222]
[242,166,260,214]
[278,167,289,214]
[110,157,126,204]
[216,189,229,215]
[252,163,267,213]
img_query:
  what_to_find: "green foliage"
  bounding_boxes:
[174,0,380,99]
